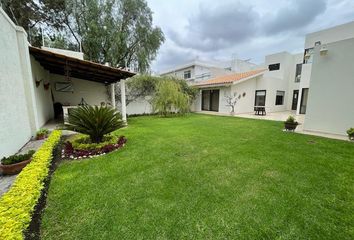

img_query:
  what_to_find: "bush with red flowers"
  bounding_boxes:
[62,136,127,159]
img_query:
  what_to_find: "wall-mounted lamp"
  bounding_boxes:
[320,45,328,56]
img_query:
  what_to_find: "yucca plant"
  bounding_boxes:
[64,106,124,143]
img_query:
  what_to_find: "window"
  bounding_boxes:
[268,63,280,71]
[255,90,266,106]
[295,64,302,82]
[300,88,309,114]
[303,48,314,64]
[275,91,285,105]
[184,70,191,79]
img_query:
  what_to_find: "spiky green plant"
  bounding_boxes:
[64,106,123,143]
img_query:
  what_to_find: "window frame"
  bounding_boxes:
[254,90,266,106]
[275,90,285,105]
[184,70,191,79]
[295,63,302,82]
[268,63,280,71]
[303,48,314,64]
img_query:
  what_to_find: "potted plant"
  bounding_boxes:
[0,150,35,175]
[36,128,49,140]
[347,128,354,141]
[284,116,299,131]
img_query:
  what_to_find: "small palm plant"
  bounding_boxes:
[64,106,124,143]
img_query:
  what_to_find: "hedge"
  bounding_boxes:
[0,130,62,240]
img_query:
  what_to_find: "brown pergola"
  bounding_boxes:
[29,46,135,84]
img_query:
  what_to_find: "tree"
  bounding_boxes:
[45,0,165,72]
[1,0,68,46]
[3,0,164,72]
[110,75,198,108]
[151,80,190,116]
[1,0,42,30]
[225,92,243,114]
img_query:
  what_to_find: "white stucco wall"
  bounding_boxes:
[303,38,354,136]
[125,97,153,115]
[286,53,303,111]
[42,47,84,60]
[262,52,300,113]
[30,56,54,126]
[230,78,257,114]
[0,9,33,158]
[50,74,108,106]
[304,21,354,49]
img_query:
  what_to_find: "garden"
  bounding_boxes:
[0,77,353,239]
[39,114,353,239]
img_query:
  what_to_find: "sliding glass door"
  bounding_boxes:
[201,90,219,112]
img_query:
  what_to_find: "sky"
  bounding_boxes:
[146,0,354,73]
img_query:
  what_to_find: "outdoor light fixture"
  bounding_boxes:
[320,45,328,56]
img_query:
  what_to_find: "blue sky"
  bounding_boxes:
[146,0,354,72]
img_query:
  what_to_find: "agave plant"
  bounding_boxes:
[64,106,124,143]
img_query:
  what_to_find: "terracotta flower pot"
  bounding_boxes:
[0,159,31,175]
[284,122,298,131]
[36,134,47,140]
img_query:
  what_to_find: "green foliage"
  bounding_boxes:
[347,128,354,136]
[285,115,297,123]
[1,150,35,166]
[46,0,164,72]
[5,0,164,71]
[151,80,190,116]
[69,134,119,150]
[41,116,354,239]
[36,128,49,137]
[169,77,198,102]
[1,0,42,31]
[63,106,124,143]
[0,130,61,240]
[2,0,66,47]
[113,75,197,107]
[123,75,160,105]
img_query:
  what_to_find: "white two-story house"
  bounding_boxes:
[191,20,354,136]
[160,59,258,84]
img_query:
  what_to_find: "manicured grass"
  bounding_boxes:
[41,114,354,239]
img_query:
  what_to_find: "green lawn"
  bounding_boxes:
[41,114,354,239]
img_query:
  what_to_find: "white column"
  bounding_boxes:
[120,79,127,124]
[110,83,116,109]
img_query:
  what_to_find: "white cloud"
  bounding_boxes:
[147,0,354,72]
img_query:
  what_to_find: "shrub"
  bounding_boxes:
[69,134,119,150]
[1,150,35,165]
[151,80,190,116]
[347,128,354,140]
[36,128,49,139]
[63,136,127,159]
[285,116,297,123]
[347,128,354,136]
[63,106,124,143]
[0,130,61,240]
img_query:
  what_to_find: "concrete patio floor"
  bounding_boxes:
[197,110,348,141]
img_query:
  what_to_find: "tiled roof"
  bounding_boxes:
[194,69,266,87]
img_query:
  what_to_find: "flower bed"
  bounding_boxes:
[0,130,62,240]
[62,135,127,159]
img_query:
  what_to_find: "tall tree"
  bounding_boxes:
[45,0,165,72]
[1,0,42,30]
[2,0,164,73]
